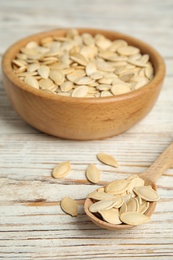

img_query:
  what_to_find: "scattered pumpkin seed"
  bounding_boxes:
[60,197,78,217]
[97,153,118,168]
[86,164,101,184]
[52,161,71,179]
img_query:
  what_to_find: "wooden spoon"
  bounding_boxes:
[84,142,173,230]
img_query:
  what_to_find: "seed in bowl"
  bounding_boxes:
[12,29,154,98]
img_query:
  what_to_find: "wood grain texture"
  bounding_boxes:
[0,0,173,259]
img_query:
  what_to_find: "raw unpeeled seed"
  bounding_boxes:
[60,197,78,217]
[97,153,118,168]
[52,161,71,179]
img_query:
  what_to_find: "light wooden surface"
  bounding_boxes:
[0,0,173,259]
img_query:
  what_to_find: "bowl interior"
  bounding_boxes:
[2,28,166,103]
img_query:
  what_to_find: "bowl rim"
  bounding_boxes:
[2,28,166,104]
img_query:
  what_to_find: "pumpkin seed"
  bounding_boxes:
[24,76,39,89]
[70,53,88,66]
[27,63,40,72]
[126,198,139,212]
[120,212,150,225]
[97,187,105,193]
[60,197,78,217]
[71,85,88,97]
[138,201,150,214]
[39,78,54,89]
[86,62,97,76]
[97,153,118,168]
[119,202,127,215]
[89,199,120,213]
[95,34,112,50]
[111,84,130,95]
[118,46,140,56]
[127,176,145,193]
[133,186,160,201]
[113,195,124,208]
[75,76,94,85]
[96,84,112,91]
[100,90,113,97]
[49,70,65,85]
[99,208,122,224]
[52,161,71,179]
[82,33,95,46]
[25,41,38,49]
[87,191,114,201]
[86,164,101,184]
[38,65,50,79]
[105,179,129,194]
[60,81,74,92]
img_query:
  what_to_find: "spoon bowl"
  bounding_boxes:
[84,142,173,230]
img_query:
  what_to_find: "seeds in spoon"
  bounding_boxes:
[99,208,122,225]
[126,198,139,212]
[88,172,160,226]
[87,190,114,200]
[113,195,124,208]
[133,186,160,201]
[138,201,150,214]
[97,153,118,168]
[60,197,78,217]
[119,202,127,215]
[105,179,129,194]
[89,199,119,213]
[120,212,150,225]
[127,176,145,193]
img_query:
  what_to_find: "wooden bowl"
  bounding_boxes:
[2,28,166,140]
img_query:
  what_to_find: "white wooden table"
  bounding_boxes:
[0,0,173,259]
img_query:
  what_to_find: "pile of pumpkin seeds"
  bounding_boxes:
[12,29,154,98]
[51,153,159,226]
[88,175,159,226]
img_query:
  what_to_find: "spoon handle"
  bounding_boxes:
[142,142,173,183]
